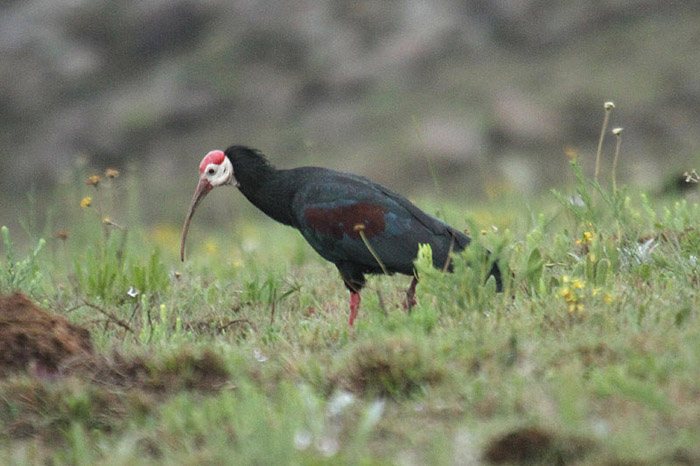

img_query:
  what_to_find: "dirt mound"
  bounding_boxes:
[0,293,92,377]
[484,426,595,464]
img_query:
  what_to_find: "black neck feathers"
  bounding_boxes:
[225,146,296,226]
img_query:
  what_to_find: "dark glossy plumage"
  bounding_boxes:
[226,145,500,288]
[183,145,502,326]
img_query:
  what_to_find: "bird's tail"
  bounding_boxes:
[488,259,503,293]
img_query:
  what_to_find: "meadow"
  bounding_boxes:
[1,141,700,465]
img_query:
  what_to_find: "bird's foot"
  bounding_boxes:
[349,292,361,326]
[403,294,417,312]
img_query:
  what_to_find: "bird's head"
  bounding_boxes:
[180,150,236,261]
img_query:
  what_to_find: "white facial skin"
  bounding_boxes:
[202,157,236,187]
[181,155,237,261]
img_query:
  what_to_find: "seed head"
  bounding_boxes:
[564,146,578,160]
[104,168,120,179]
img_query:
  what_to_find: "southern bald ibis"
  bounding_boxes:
[181,145,501,326]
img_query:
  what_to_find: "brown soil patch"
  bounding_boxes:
[88,348,230,393]
[0,294,232,443]
[0,293,92,377]
[484,426,595,465]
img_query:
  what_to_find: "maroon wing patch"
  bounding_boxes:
[305,203,387,239]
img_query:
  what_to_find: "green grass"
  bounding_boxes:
[1,161,700,465]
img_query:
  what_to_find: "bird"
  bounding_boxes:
[180,145,502,326]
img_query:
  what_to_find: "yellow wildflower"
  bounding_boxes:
[568,303,584,313]
[86,175,101,186]
[80,197,92,208]
[571,279,585,289]
[576,231,593,245]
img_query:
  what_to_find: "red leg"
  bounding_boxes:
[349,292,361,326]
[404,276,418,311]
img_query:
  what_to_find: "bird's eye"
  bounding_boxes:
[208,168,215,175]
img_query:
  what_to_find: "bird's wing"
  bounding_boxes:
[291,170,467,273]
[376,185,471,249]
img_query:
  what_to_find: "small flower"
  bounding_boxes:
[576,231,593,245]
[103,217,124,229]
[604,101,615,110]
[684,170,700,183]
[80,197,92,208]
[127,286,140,298]
[104,168,120,179]
[353,224,366,232]
[480,229,487,235]
[612,127,624,136]
[56,230,70,241]
[86,175,101,186]
[571,279,585,289]
[569,303,584,313]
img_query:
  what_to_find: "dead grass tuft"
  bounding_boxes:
[338,336,443,398]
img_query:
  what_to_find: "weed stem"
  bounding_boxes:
[411,115,440,195]
[357,227,389,275]
[611,128,623,193]
[594,102,615,183]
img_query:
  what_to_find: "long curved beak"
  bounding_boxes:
[180,178,213,261]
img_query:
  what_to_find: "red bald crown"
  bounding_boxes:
[199,150,226,174]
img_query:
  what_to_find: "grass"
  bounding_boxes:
[1,153,700,465]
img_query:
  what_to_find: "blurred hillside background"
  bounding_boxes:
[2,0,700,234]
